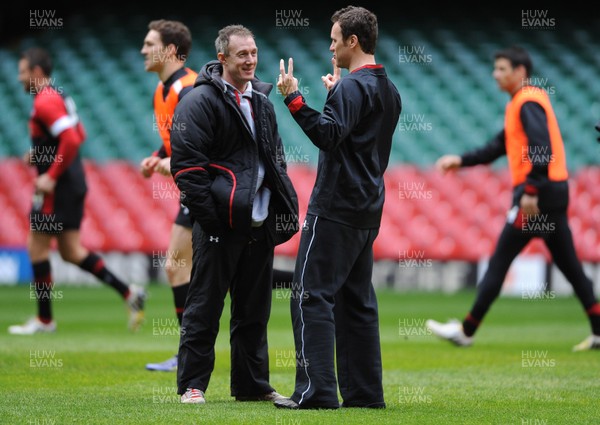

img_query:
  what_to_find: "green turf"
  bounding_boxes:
[0,283,598,424]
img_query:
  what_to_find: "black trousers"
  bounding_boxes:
[470,208,598,324]
[289,214,384,408]
[177,221,275,397]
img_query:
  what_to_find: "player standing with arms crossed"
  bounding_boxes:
[275,5,401,409]
[139,19,197,371]
[9,47,146,335]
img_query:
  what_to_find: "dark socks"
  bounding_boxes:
[462,313,480,337]
[79,253,129,298]
[586,303,600,335]
[172,283,190,326]
[32,260,53,323]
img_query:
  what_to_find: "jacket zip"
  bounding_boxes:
[223,93,259,229]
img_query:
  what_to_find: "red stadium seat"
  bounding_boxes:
[522,239,551,262]
[2,160,598,263]
[0,193,28,247]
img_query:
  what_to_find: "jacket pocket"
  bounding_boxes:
[209,164,237,229]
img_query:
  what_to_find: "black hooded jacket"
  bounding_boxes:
[170,60,299,245]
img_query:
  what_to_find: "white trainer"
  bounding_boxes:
[426,319,473,347]
[126,285,146,331]
[181,388,206,404]
[572,334,600,352]
[8,317,56,335]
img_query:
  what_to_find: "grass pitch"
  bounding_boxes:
[0,283,599,424]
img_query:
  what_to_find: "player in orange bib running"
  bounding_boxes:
[427,45,600,352]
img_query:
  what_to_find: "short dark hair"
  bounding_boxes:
[331,6,378,54]
[20,47,53,76]
[494,45,533,78]
[215,24,254,56]
[148,19,192,61]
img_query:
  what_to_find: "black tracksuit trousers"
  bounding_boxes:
[177,221,275,397]
[468,208,598,331]
[289,214,385,409]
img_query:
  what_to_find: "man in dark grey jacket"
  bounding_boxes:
[170,24,298,404]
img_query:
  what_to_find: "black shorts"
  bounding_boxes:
[174,203,192,228]
[29,186,85,234]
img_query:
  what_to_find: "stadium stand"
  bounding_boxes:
[1,11,599,270]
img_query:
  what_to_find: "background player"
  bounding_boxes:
[139,19,196,372]
[426,45,600,351]
[9,47,146,335]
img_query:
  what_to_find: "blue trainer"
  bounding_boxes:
[146,354,178,371]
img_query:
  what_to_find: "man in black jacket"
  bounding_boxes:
[170,24,299,404]
[275,6,401,409]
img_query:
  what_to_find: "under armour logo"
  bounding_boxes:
[302,219,309,231]
[209,236,219,243]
